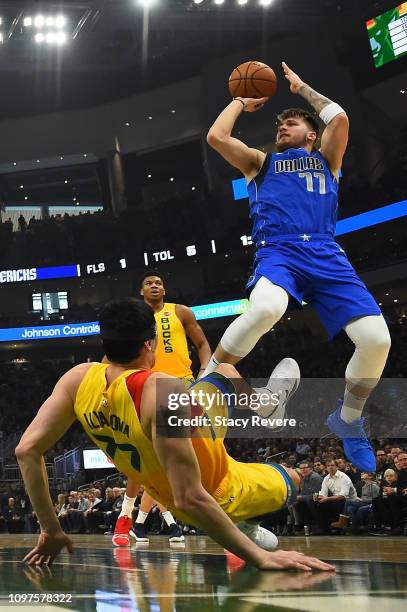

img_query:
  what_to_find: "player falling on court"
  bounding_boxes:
[204,62,391,472]
[16,298,334,572]
[113,270,212,546]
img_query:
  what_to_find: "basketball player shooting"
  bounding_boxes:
[204,61,391,471]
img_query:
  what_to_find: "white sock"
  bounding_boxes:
[201,355,219,378]
[340,388,367,423]
[161,510,175,526]
[119,494,136,518]
[135,510,149,524]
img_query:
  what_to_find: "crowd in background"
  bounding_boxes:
[1,441,406,538]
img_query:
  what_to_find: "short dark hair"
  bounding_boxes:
[99,298,156,363]
[299,462,312,468]
[140,269,164,288]
[277,108,320,137]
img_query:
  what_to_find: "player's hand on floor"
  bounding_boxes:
[23,530,74,566]
[282,62,304,94]
[234,97,269,112]
[257,549,335,572]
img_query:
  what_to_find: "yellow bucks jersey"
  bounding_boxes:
[74,363,231,525]
[152,303,192,378]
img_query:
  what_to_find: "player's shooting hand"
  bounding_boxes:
[234,97,269,112]
[257,549,335,572]
[282,62,305,94]
[23,530,73,566]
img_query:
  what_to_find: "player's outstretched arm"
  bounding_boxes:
[282,62,349,175]
[207,98,267,176]
[15,366,84,565]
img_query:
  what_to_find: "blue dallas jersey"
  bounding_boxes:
[247,148,339,247]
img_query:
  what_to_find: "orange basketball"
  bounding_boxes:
[228,61,277,99]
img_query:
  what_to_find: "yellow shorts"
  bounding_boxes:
[213,458,293,523]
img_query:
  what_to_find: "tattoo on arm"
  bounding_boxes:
[298,84,333,114]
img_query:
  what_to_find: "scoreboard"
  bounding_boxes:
[367,3,407,68]
[0,200,405,284]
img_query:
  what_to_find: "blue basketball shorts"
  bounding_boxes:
[246,234,381,340]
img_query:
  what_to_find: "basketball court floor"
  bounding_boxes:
[0,534,406,610]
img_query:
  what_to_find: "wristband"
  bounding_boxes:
[233,98,245,110]
[319,102,345,125]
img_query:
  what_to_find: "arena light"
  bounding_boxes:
[46,16,55,27]
[55,32,67,45]
[55,15,66,28]
[238,0,248,4]
[34,15,45,28]
[35,32,45,43]
[24,17,32,27]
[193,0,205,3]
[214,0,225,4]
[259,0,273,5]
[46,32,56,44]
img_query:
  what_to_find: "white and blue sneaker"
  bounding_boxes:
[326,399,376,472]
[255,357,300,420]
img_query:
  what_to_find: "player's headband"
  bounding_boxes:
[100,324,157,342]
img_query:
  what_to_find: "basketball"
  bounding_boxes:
[228,61,277,99]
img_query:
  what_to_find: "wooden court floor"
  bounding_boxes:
[0,534,406,610]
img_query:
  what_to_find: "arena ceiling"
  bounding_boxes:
[0,0,359,119]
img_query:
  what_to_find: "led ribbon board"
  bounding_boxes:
[0,264,80,284]
[0,302,250,342]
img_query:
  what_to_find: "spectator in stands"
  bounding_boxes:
[67,491,89,533]
[104,487,124,535]
[18,214,27,233]
[384,452,407,535]
[331,472,380,531]
[292,462,323,534]
[85,488,113,533]
[313,460,327,477]
[391,447,403,462]
[4,497,25,533]
[370,468,399,534]
[57,494,78,533]
[309,459,357,535]
[335,458,360,484]
[55,494,66,515]
[295,440,311,459]
[376,450,388,476]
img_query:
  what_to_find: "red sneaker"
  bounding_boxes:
[112,515,132,547]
